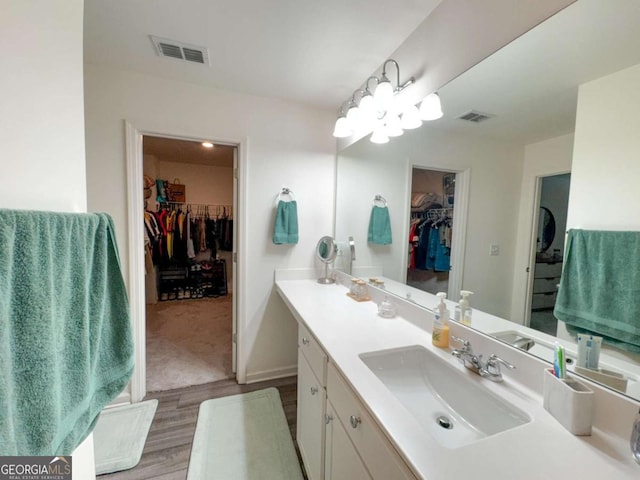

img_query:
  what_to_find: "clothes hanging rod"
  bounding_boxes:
[160,201,232,208]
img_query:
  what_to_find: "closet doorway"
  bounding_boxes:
[142,135,237,392]
[408,167,457,296]
[526,173,571,335]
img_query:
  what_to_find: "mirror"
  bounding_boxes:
[316,236,337,284]
[335,0,640,401]
[537,207,556,253]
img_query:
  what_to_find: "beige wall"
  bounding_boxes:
[568,63,640,230]
[157,161,233,206]
[2,0,95,476]
[84,64,336,382]
[1,0,87,212]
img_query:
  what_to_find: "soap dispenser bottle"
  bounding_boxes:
[432,292,450,348]
[454,290,474,326]
[631,408,640,464]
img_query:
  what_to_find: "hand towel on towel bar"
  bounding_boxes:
[273,200,298,244]
[368,205,392,245]
[554,228,640,353]
[0,209,134,456]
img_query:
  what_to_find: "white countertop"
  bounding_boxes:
[375,275,640,397]
[276,277,640,480]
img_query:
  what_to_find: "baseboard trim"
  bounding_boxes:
[105,390,132,409]
[244,365,298,384]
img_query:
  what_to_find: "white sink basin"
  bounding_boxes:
[359,345,531,449]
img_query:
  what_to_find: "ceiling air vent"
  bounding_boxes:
[456,110,496,123]
[150,35,210,66]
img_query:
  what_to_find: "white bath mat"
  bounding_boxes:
[93,399,158,475]
[187,388,303,480]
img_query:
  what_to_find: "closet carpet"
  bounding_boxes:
[146,296,233,392]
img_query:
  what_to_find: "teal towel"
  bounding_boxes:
[273,201,298,244]
[554,229,640,353]
[0,209,134,455]
[368,206,392,245]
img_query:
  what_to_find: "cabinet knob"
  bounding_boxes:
[302,337,310,346]
[325,414,333,424]
[349,415,362,429]
[310,386,318,395]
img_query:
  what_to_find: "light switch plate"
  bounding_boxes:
[490,244,500,256]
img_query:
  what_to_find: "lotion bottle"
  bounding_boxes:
[454,290,474,326]
[432,292,450,348]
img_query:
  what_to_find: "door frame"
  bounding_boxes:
[405,163,470,302]
[125,121,247,402]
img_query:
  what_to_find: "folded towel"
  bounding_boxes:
[368,206,392,245]
[273,201,298,244]
[0,210,134,455]
[554,229,640,353]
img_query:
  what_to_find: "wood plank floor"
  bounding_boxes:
[98,376,301,480]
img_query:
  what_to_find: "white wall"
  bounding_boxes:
[558,63,640,365]
[84,64,336,382]
[336,126,524,318]
[2,1,95,477]
[0,0,87,212]
[510,134,574,322]
[567,63,640,230]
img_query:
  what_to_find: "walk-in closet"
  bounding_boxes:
[142,136,236,392]
[408,167,455,294]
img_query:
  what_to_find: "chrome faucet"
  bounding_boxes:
[451,335,515,382]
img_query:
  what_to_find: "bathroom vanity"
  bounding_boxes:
[276,271,640,480]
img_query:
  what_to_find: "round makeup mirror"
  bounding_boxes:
[538,206,556,252]
[316,236,337,284]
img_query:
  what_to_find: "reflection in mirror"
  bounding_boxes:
[316,236,337,284]
[334,0,640,401]
[537,207,556,253]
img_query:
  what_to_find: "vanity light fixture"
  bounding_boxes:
[332,59,443,144]
[201,141,214,148]
[332,102,353,138]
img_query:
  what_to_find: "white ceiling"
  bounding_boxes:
[427,0,640,146]
[83,0,443,111]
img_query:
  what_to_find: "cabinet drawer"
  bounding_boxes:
[534,262,562,278]
[327,364,416,480]
[532,292,556,309]
[298,323,328,387]
[533,277,560,294]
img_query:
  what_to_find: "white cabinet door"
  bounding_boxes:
[297,349,326,480]
[325,402,372,480]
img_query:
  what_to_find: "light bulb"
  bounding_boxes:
[370,126,389,144]
[400,104,422,130]
[383,115,404,137]
[201,142,214,148]
[374,78,394,111]
[358,93,376,120]
[419,92,443,121]
[345,104,360,130]
[332,116,352,138]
